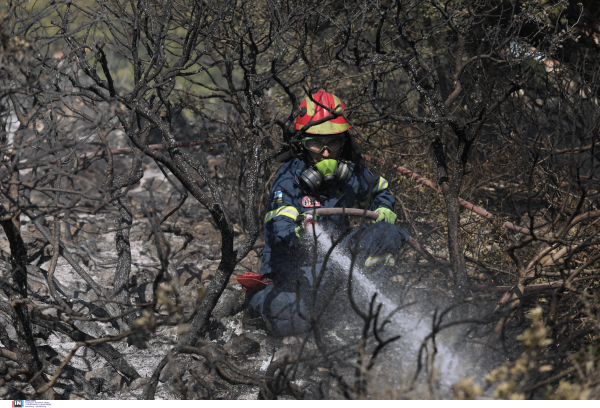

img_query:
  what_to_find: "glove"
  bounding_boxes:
[294,213,318,241]
[375,206,397,224]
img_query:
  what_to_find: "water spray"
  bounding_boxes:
[303,211,473,394]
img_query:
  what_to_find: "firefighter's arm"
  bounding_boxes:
[370,176,395,212]
[357,166,396,213]
[263,184,301,251]
[372,184,397,224]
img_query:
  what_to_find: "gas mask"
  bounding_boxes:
[299,159,354,192]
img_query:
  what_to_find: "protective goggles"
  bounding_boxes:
[302,136,345,153]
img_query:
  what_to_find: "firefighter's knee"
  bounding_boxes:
[246,283,310,337]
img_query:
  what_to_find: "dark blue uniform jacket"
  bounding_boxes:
[259,158,395,276]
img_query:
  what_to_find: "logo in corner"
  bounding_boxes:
[13,402,24,408]
[302,196,321,208]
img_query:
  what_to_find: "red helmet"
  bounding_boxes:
[295,89,351,135]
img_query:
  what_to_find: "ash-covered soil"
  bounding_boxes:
[0,151,284,400]
[0,142,506,400]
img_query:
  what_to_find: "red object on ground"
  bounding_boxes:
[237,272,273,291]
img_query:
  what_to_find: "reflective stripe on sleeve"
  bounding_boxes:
[264,206,299,223]
[376,177,389,192]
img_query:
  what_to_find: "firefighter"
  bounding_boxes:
[241,89,409,336]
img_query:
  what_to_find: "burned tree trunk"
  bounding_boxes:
[0,215,54,398]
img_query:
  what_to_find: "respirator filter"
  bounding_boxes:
[299,159,354,192]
